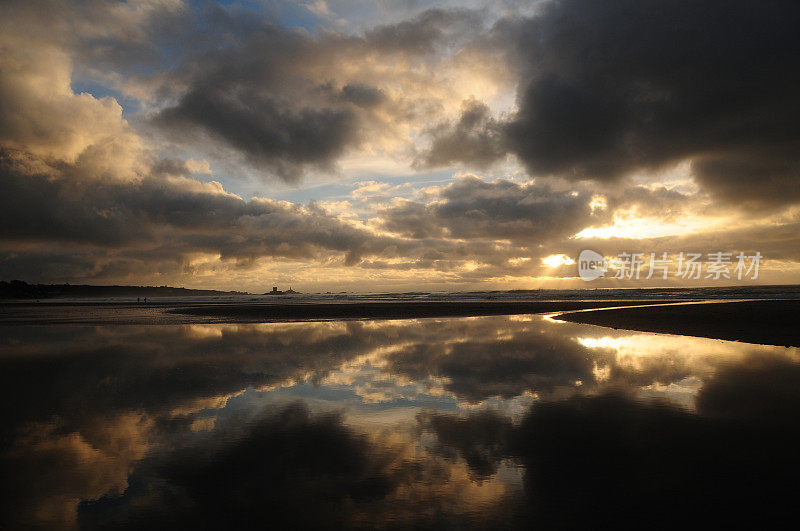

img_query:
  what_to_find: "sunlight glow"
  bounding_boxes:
[572,207,724,239]
[541,254,575,268]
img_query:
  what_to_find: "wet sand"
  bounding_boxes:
[556,300,800,347]
[5,300,795,349]
[0,300,673,325]
[167,300,663,322]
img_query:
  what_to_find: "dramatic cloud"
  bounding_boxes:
[0,150,400,266]
[149,6,489,181]
[457,0,800,207]
[416,99,505,169]
[151,14,360,182]
[386,330,597,402]
[2,319,551,526]
[2,0,800,289]
[415,1,800,209]
[378,174,602,241]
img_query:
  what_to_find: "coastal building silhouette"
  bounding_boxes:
[266,286,298,295]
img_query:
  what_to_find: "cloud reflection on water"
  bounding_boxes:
[1,316,798,528]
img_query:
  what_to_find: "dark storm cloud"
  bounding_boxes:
[0,247,126,284]
[416,99,505,169]
[0,149,401,268]
[149,7,354,182]
[692,150,800,209]
[507,0,800,186]
[421,0,800,206]
[150,6,486,182]
[156,89,358,183]
[379,175,604,241]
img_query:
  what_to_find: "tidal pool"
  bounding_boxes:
[2,315,798,528]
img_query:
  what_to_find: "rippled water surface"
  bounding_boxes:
[2,315,799,528]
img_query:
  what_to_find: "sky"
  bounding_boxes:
[1,0,800,293]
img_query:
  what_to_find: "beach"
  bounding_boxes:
[167,299,669,322]
[556,299,800,347]
[4,298,799,350]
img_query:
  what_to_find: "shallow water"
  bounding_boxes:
[1,315,799,528]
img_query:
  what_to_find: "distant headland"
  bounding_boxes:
[0,280,248,299]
